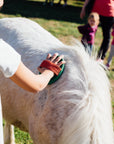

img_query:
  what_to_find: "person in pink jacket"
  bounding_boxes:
[78,12,99,55]
[80,0,114,62]
[106,26,114,69]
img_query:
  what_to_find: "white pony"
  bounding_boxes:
[0,17,113,144]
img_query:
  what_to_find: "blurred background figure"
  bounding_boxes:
[58,0,67,7]
[43,0,54,6]
[78,12,99,56]
[80,0,114,63]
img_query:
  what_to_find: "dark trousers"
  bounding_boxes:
[97,16,114,60]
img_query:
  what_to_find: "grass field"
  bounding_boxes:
[1,0,114,143]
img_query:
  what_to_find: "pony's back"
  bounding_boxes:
[0,18,113,144]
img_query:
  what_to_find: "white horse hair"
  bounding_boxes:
[0,17,113,144]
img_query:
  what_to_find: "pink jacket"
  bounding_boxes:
[92,0,114,17]
[78,24,97,44]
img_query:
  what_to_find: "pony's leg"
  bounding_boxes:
[50,0,53,5]
[4,122,15,144]
[0,96,4,144]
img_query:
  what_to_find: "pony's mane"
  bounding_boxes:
[54,42,114,144]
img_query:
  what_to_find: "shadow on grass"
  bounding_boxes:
[1,0,86,24]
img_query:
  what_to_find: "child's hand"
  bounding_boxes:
[38,53,65,74]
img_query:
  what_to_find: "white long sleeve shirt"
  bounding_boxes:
[0,39,21,78]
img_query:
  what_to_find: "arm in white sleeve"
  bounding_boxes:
[0,39,54,93]
[0,40,64,93]
[0,39,21,78]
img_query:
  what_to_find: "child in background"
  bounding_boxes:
[78,12,99,55]
[106,26,114,69]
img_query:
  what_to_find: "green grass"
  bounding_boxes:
[15,127,33,144]
[1,0,114,143]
